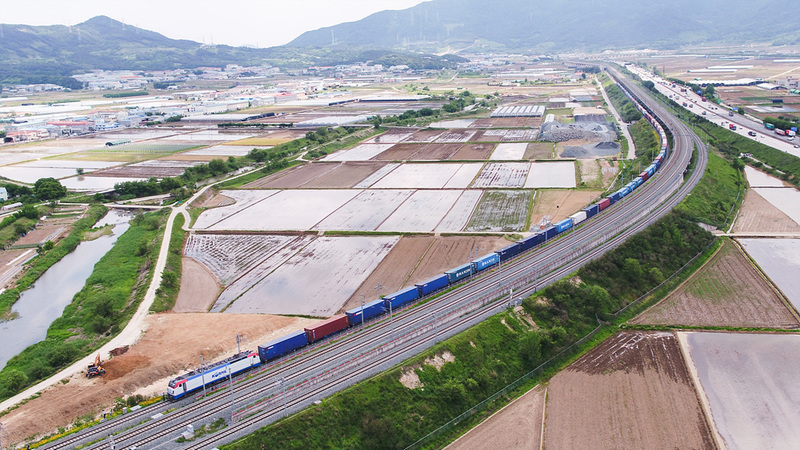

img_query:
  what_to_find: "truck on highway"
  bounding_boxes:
[776,129,786,136]
[788,130,796,138]
[729,124,737,130]
[765,123,776,130]
[682,102,688,107]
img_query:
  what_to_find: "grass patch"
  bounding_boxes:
[676,150,744,229]
[151,213,186,312]
[466,190,533,232]
[216,160,304,189]
[0,210,166,402]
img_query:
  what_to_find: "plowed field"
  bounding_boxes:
[544,332,715,449]
[633,240,798,328]
[733,188,800,233]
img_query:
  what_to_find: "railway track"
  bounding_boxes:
[45,66,708,450]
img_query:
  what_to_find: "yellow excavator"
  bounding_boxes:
[86,353,106,378]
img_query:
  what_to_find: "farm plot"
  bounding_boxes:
[471,162,530,188]
[430,120,476,130]
[744,166,786,187]
[162,130,257,142]
[182,145,254,157]
[752,187,800,224]
[530,189,602,226]
[60,176,148,191]
[739,239,800,311]
[364,129,414,144]
[208,189,360,231]
[340,235,510,312]
[211,235,316,312]
[91,159,203,178]
[193,190,280,229]
[732,189,800,233]
[524,143,555,159]
[314,189,413,231]
[449,143,495,160]
[323,143,394,161]
[490,143,528,160]
[354,163,400,188]
[372,163,482,189]
[302,161,386,188]
[466,190,532,232]
[475,129,509,142]
[248,163,339,189]
[500,129,539,142]
[87,142,198,154]
[405,129,444,142]
[633,240,798,328]
[448,385,546,450]
[408,143,463,161]
[544,332,715,450]
[97,129,179,141]
[184,234,302,286]
[681,332,800,449]
[242,164,308,189]
[525,161,576,188]
[0,166,91,183]
[224,236,399,316]
[378,190,463,232]
[436,129,477,143]
[436,190,483,232]
[372,143,423,161]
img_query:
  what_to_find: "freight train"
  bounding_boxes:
[166,90,670,401]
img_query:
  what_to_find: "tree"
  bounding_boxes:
[76,168,84,175]
[518,331,543,367]
[642,80,655,90]
[2,369,28,394]
[18,204,39,219]
[34,177,67,200]
[208,158,227,175]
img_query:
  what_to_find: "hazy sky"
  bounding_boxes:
[2,0,429,47]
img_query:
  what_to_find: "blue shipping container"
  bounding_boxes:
[609,192,621,204]
[632,177,643,188]
[383,286,420,310]
[472,253,500,272]
[496,243,521,262]
[544,225,558,240]
[646,164,657,177]
[346,299,386,326]
[620,186,631,197]
[416,273,449,296]
[583,204,599,218]
[445,263,474,284]
[258,330,307,362]
[555,219,572,233]
[519,233,543,252]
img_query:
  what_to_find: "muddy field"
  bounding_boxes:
[544,332,715,449]
[340,235,510,312]
[471,117,543,128]
[472,162,530,188]
[633,240,798,328]
[450,143,496,160]
[302,162,386,188]
[530,189,601,226]
[682,332,800,449]
[524,142,555,159]
[245,163,338,189]
[0,313,318,446]
[739,238,800,311]
[448,385,545,450]
[525,161,576,188]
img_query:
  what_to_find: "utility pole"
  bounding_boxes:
[200,355,206,398]
[235,334,242,354]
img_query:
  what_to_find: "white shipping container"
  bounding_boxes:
[570,211,587,225]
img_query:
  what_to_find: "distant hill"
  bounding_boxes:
[0,16,463,87]
[289,0,800,52]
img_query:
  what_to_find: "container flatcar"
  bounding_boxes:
[416,273,449,296]
[599,198,612,210]
[570,211,587,225]
[346,299,386,326]
[259,330,307,362]
[583,203,600,218]
[544,225,558,240]
[555,219,572,233]
[471,253,500,272]
[305,314,349,343]
[495,242,521,262]
[384,286,420,310]
[519,232,544,252]
[446,263,474,284]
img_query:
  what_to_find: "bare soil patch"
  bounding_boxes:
[733,188,800,233]
[200,193,236,209]
[524,142,554,159]
[302,162,385,188]
[241,163,306,189]
[544,331,715,450]
[578,159,600,185]
[406,129,444,143]
[450,143,495,160]
[173,257,221,312]
[598,159,618,185]
[1,313,318,445]
[248,163,338,189]
[373,143,423,161]
[448,385,545,450]
[412,143,463,160]
[633,240,798,328]
[530,189,602,227]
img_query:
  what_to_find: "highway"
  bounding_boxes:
[43,66,708,450]
[627,65,800,159]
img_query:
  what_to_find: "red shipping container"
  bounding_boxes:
[639,171,649,182]
[305,314,349,343]
[599,198,611,211]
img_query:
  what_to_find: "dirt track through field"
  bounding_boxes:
[544,332,715,449]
